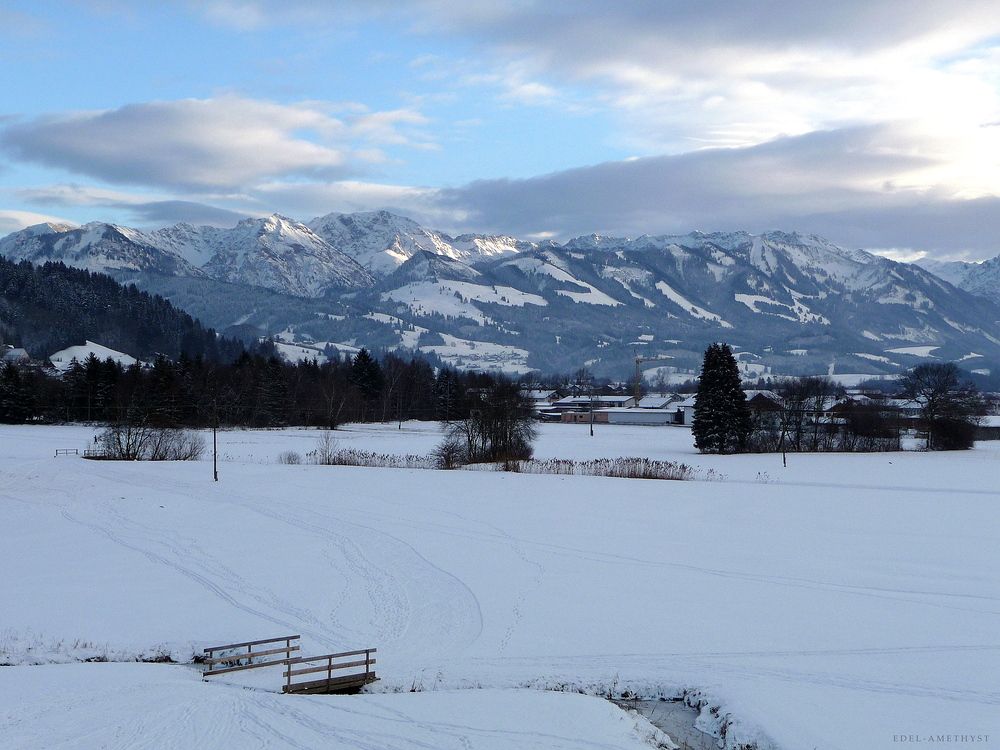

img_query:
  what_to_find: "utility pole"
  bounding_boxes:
[213,399,219,482]
[589,389,595,437]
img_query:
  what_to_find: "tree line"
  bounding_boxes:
[0,348,511,428]
[0,258,257,362]
[693,343,991,453]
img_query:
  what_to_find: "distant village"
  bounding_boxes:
[5,340,998,442]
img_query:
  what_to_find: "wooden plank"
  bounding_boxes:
[204,657,292,676]
[283,673,377,695]
[204,635,300,653]
[203,645,299,665]
[285,648,376,664]
[284,658,375,678]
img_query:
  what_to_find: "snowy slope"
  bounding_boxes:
[6,215,1000,370]
[0,221,201,277]
[1,423,998,750]
[197,215,373,296]
[918,255,1000,304]
[0,216,373,297]
[308,211,531,277]
[0,664,669,750]
[308,210,457,277]
[48,340,139,371]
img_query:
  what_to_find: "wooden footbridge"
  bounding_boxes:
[202,635,377,695]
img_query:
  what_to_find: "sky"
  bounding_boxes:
[2,1,1000,260]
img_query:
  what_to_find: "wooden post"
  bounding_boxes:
[213,408,218,482]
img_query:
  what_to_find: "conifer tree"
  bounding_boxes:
[692,342,752,453]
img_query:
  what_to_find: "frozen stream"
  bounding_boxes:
[614,699,719,750]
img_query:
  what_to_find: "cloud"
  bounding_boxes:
[201,1,267,30]
[124,200,251,226]
[0,210,76,235]
[0,8,48,37]
[15,184,171,208]
[9,119,1000,257]
[10,184,252,228]
[0,96,431,191]
[428,123,1000,258]
[252,179,448,222]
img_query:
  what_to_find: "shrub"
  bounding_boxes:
[278,451,302,465]
[309,432,340,465]
[310,448,436,469]
[488,456,695,481]
[93,425,205,461]
[431,437,467,469]
[439,379,537,467]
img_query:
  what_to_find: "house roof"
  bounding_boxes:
[1,347,30,361]
[638,395,677,408]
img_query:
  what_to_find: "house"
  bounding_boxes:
[668,395,697,425]
[1,346,31,365]
[976,415,1000,440]
[591,407,676,425]
[552,395,636,412]
[637,395,677,409]
[521,389,559,408]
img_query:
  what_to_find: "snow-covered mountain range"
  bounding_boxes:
[916,256,1000,305]
[3,212,1000,377]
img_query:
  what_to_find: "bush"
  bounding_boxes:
[431,437,466,470]
[277,451,302,465]
[93,425,205,461]
[309,432,340,465]
[467,456,695,481]
[310,448,436,469]
[439,379,537,467]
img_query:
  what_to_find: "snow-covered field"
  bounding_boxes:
[2,422,998,750]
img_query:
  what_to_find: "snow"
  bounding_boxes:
[829,373,896,386]
[655,281,732,327]
[418,333,533,374]
[853,352,894,364]
[508,257,622,306]
[48,340,139,371]
[886,345,940,357]
[382,281,496,324]
[2,423,999,750]
[599,266,658,306]
[273,341,329,364]
[733,293,830,325]
[0,663,670,750]
[437,280,548,307]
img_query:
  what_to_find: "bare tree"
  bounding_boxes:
[310,431,341,464]
[440,380,537,468]
[95,424,205,460]
[897,363,986,450]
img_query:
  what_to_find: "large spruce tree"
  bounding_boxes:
[692,342,752,454]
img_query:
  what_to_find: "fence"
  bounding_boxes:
[202,635,301,677]
[283,648,377,694]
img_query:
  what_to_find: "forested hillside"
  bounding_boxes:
[0,258,252,362]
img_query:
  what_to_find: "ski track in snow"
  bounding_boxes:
[4,425,1000,750]
[45,459,483,660]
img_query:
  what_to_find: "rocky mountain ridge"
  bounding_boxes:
[3,212,1000,378]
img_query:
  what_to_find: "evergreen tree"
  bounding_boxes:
[692,342,752,454]
[349,348,383,421]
